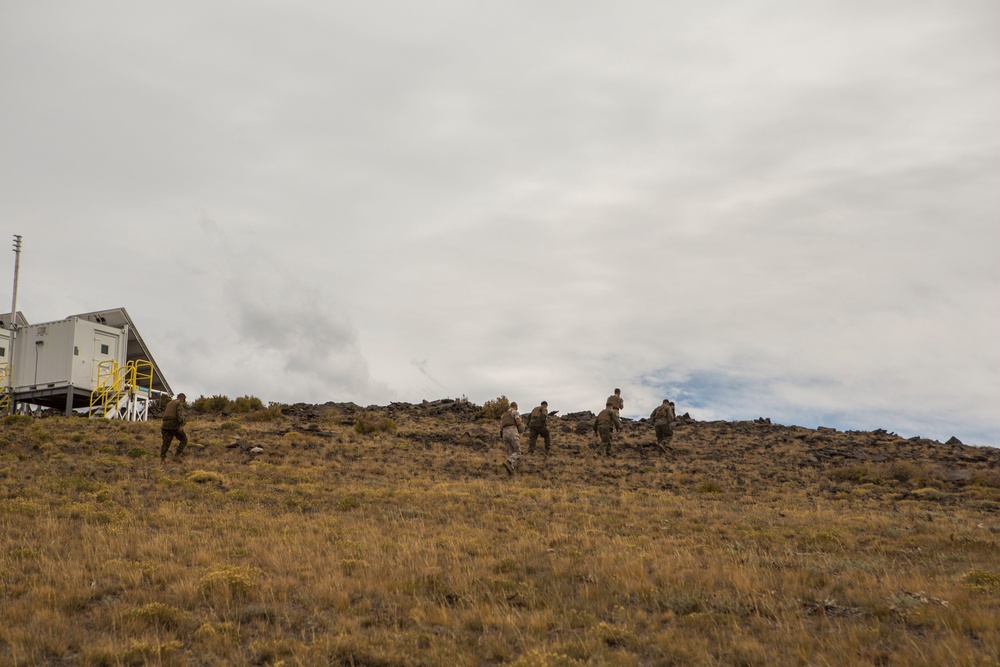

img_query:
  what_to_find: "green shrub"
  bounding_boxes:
[337,495,362,511]
[231,395,266,414]
[829,464,884,485]
[199,565,260,598]
[122,602,188,629]
[888,462,919,483]
[911,487,946,501]
[353,411,397,435]
[479,395,510,420]
[2,414,32,426]
[193,395,231,414]
[187,470,226,486]
[191,394,266,416]
[971,472,1000,489]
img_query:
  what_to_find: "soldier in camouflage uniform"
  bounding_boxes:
[499,402,524,475]
[593,401,622,456]
[650,399,676,453]
[161,393,188,461]
[606,388,624,417]
[527,401,552,455]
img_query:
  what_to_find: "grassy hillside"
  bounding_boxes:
[1,400,999,666]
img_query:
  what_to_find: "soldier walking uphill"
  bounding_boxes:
[606,388,624,417]
[161,393,189,462]
[499,402,524,475]
[527,401,552,456]
[650,399,677,453]
[593,401,622,456]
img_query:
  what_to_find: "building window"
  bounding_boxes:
[0,346,5,357]
[101,344,110,355]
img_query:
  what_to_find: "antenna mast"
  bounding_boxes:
[7,235,22,414]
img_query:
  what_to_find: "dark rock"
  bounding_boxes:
[226,439,260,454]
[851,450,888,462]
[943,469,972,482]
[323,401,362,415]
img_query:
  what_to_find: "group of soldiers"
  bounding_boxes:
[499,388,678,475]
[158,388,678,477]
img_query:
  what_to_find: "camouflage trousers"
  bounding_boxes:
[655,422,673,447]
[161,419,188,459]
[502,426,521,470]
[596,427,614,455]
[527,427,551,454]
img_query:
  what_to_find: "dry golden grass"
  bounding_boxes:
[0,404,998,666]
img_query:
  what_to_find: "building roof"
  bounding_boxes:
[67,308,173,395]
[0,312,29,329]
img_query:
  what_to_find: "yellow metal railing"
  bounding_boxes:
[89,360,155,419]
[130,360,153,396]
[127,360,154,421]
[0,362,9,414]
[90,360,127,417]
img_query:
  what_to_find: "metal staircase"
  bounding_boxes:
[0,362,9,415]
[88,360,154,421]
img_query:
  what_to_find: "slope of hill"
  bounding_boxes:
[1,400,998,666]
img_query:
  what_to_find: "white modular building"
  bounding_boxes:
[14,317,126,392]
[0,312,29,371]
[1,308,171,418]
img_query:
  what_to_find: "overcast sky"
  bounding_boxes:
[2,1,998,445]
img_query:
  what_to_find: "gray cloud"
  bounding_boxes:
[214,231,392,404]
[1,1,997,444]
[411,359,444,389]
